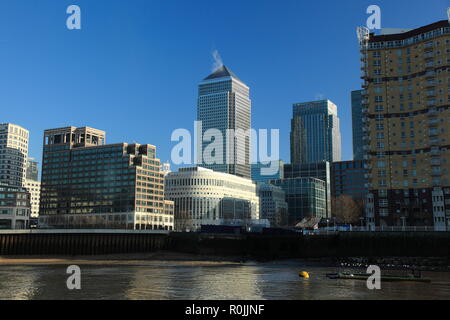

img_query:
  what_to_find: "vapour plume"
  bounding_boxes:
[212,49,223,71]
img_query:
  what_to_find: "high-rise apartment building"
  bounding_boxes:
[352,90,365,161]
[0,123,29,187]
[197,65,251,179]
[290,100,341,164]
[39,126,174,230]
[358,18,450,230]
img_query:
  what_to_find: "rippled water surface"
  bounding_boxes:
[0,261,449,300]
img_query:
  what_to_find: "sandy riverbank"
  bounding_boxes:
[0,251,247,266]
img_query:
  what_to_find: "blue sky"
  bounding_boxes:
[1,0,448,168]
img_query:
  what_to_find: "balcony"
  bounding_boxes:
[431,159,442,166]
[427,108,439,117]
[424,42,433,50]
[425,71,436,79]
[425,62,435,69]
[426,91,436,98]
[424,52,434,60]
[428,118,439,126]
[425,81,436,88]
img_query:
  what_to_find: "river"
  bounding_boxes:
[0,260,449,300]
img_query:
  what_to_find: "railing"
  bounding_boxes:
[347,226,447,232]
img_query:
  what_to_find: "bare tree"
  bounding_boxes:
[332,195,362,224]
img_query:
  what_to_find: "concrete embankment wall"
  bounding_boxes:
[0,230,449,258]
[0,230,170,255]
[170,232,450,259]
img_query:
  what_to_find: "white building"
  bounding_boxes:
[0,123,29,187]
[24,179,40,218]
[165,167,260,231]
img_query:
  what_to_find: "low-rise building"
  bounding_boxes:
[165,167,260,231]
[0,185,31,229]
[270,177,327,226]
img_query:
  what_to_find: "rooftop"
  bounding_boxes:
[203,65,241,82]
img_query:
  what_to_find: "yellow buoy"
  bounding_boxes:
[299,271,310,279]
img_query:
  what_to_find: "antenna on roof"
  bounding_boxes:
[447,7,450,24]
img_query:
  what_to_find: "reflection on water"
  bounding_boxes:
[0,261,449,300]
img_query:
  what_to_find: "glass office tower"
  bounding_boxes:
[290,100,341,164]
[197,65,251,179]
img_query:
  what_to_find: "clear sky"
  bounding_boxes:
[1,0,448,169]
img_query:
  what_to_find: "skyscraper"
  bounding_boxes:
[290,100,341,164]
[351,90,364,161]
[358,17,450,231]
[197,65,251,179]
[0,123,29,187]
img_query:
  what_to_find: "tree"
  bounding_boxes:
[332,195,362,224]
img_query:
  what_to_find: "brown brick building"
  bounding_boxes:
[358,18,450,230]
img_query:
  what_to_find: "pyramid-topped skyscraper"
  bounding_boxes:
[197,65,251,179]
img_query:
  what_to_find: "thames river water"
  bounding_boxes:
[0,260,449,300]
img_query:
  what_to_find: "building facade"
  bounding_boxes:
[24,179,40,218]
[0,185,31,229]
[352,90,365,161]
[290,100,341,164]
[256,182,288,227]
[165,167,260,231]
[197,65,252,179]
[39,126,174,230]
[26,158,39,181]
[331,160,368,218]
[284,162,331,217]
[0,123,29,187]
[270,177,327,226]
[251,160,284,183]
[358,18,450,230]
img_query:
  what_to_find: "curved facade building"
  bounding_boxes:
[165,167,259,231]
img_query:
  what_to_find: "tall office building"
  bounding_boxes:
[39,126,174,230]
[0,123,29,187]
[352,90,365,160]
[197,65,251,179]
[358,17,450,230]
[290,100,341,164]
